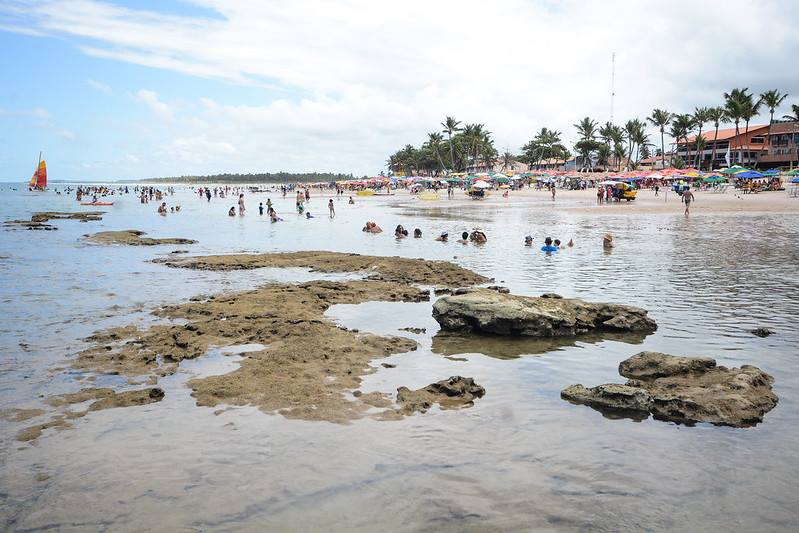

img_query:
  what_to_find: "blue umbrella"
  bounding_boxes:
[792,177,799,183]
[763,169,780,175]
[737,171,764,179]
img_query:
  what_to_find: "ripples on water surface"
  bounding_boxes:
[1,185,799,531]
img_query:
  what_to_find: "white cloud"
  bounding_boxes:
[87,78,111,92]
[3,0,799,176]
[134,88,174,120]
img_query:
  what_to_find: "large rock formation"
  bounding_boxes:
[561,351,778,427]
[432,289,657,337]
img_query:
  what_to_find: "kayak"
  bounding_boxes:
[80,202,114,206]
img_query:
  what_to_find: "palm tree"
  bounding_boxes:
[724,88,750,165]
[441,116,462,171]
[706,107,728,170]
[647,109,672,169]
[694,137,707,170]
[426,132,447,174]
[782,104,799,121]
[741,95,762,163]
[670,114,693,166]
[692,107,711,168]
[573,117,598,171]
[761,89,788,127]
[596,143,611,171]
[501,151,515,171]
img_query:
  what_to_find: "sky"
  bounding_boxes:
[1,0,798,181]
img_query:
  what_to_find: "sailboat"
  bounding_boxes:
[29,152,47,190]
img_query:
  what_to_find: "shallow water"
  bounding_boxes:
[1,184,799,531]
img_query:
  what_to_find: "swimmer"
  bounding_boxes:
[259,202,264,215]
[470,230,487,244]
[395,225,407,238]
[524,235,533,247]
[567,238,573,247]
[228,206,236,217]
[435,231,449,242]
[603,233,614,249]
[413,228,422,238]
[541,237,559,252]
[348,196,355,204]
[157,202,167,215]
[306,212,314,218]
[554,239,562,248]
[456,231,469,244]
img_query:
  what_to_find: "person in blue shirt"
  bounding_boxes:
[541,237,559,252]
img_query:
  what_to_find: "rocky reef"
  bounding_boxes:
[561,351,778,427]
[432,289,657,337]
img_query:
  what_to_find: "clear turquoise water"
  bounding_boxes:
[1,183,798,531]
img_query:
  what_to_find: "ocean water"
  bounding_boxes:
[1,184,798,531]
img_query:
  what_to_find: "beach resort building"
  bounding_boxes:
[759,121,799,168]
[674,124,768,168]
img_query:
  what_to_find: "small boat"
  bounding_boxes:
[29,152,47,191]
[80,201,115,206]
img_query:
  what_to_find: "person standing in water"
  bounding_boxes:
[259,202,264,216]
[238,194,246,215]
[682,188,695,215]
[328,199,335,217]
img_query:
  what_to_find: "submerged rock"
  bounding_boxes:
[396,376,485,414]
[86,230,197,246]
[750,327,775,337]
[561,351,778,427]
[432,289,657,337]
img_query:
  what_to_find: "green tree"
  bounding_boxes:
[425,132,447,174]
[782,104,799,121]
[724,88,750,164]
[647,109,672,169]
[706,107,728,170]
[441,116,462,171]
[692,107,711,168]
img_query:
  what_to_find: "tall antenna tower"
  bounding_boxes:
[610,51,616,124]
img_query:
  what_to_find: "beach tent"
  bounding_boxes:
[703,176,726,183]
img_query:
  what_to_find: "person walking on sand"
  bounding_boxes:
[682,188,694,215]
[328,199,335,217]
[551,184,556,200]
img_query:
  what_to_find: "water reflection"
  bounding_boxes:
[432,330,649,360]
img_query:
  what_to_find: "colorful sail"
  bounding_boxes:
[29,159,47,189]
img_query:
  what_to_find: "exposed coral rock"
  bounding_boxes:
[561,351,778,427]
[396,376,485,414]
[86,230,197,246]
[433,289,657,337]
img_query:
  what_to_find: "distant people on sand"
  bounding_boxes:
[328,199,335,217]
[363,221,382,233]
[541,237,558,252]
[682,189,695,215]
